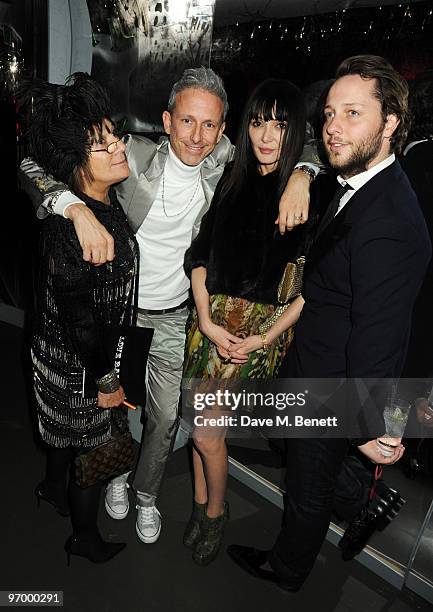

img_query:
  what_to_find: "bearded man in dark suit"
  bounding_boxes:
[228,55,432,592]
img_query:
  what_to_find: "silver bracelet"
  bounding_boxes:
[294,165,316,183]
[95,369,120,393]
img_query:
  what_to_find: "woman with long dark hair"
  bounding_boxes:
[183,79,309,565]
[21,73,138,564]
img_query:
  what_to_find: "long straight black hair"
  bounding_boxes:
[220,78,306,203]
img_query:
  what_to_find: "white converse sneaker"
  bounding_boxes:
[105,475,130,520]
[136,505,162,544]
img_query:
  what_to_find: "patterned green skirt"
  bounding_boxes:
[183,294,293,380]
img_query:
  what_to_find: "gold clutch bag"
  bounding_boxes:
[259,256,305,333]
[278,256,305,304]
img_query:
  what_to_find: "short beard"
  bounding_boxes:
[328,124,385,178]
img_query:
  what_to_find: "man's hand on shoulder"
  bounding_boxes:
[276,168,311,234]
[66,203,115,265]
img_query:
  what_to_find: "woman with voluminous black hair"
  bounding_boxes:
[21,73,138,564]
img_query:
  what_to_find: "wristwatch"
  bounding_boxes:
[294,164,316,183]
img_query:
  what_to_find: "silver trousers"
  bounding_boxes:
[132,307,188,506]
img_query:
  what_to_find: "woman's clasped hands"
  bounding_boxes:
[200,320,263,364]
[228,335,264,363]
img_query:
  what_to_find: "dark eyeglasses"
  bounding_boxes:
[91,134,126,155]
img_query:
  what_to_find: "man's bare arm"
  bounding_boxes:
[277,170,313,234]
[277,122,323,234]
[65,204,114,264]
[19,158,114,264]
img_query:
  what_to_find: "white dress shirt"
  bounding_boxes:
[335,153,396,215]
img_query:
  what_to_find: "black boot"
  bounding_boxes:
[35,447,72,516]
[183,500,207,549]
[64,535,126,565]
[339,488,405,561]
[192,502,229,566]
[66,479,126,565]
[338,507,381,561]
[35,481,70,517]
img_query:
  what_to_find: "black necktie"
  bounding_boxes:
[317,182,351,236]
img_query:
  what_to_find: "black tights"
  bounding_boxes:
[45,446,72,490]
[45,446,103,539]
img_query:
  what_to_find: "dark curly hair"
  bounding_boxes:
[336,55,410,154]
[408,69,433,142]
[18,72,113,193]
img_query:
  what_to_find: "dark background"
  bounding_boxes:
[0,0,46,309]
[1,0,433,309]
[212,1,433,140]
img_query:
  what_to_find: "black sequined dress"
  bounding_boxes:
[31,190,139,448]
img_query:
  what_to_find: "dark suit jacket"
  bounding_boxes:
[284,160,431,380]
[400,141,433,378]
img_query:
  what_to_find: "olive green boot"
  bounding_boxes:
[192,502,229,566]
[183,500,208,549]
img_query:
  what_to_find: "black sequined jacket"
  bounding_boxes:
[33,190,139,380]
[31,190,139,447]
